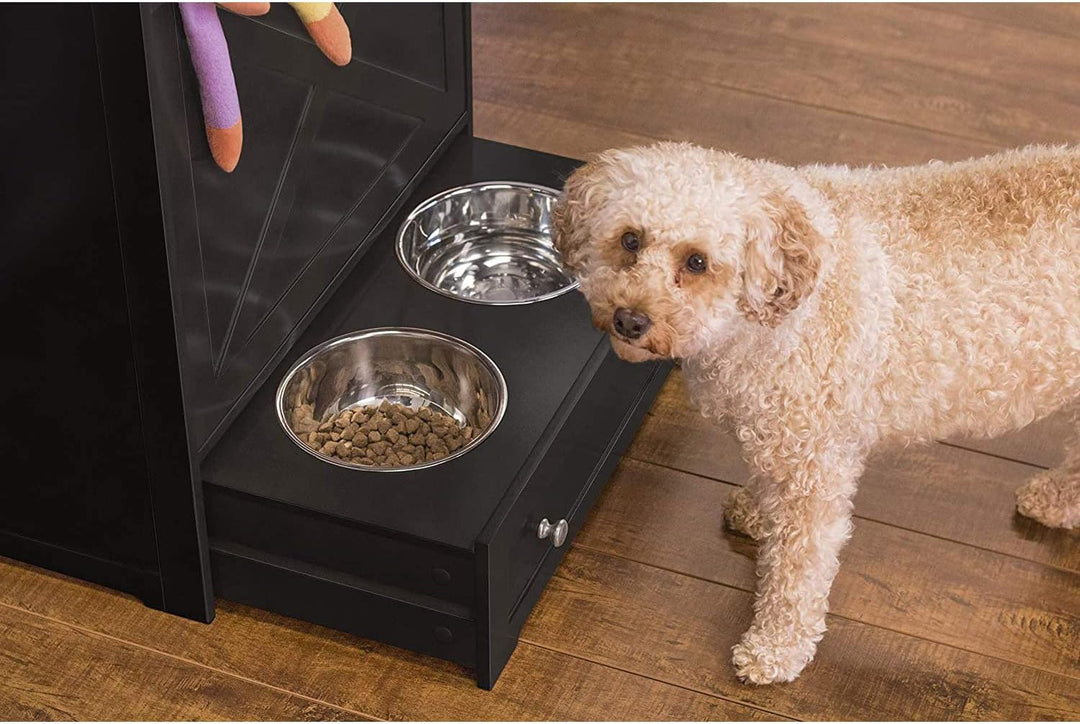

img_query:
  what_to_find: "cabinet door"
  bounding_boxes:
[0,4,160,602]
[141,3,469,454]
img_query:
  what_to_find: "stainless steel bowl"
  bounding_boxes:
[396,181,578,305]
[276,328,507,472]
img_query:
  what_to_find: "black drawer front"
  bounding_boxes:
[477,351,669,687]
[205,484,474,606]
[495,341,609,611]
[211,543,476,668]
[504,352,666,618]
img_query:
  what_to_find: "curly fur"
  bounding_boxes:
[554,142,1080,684]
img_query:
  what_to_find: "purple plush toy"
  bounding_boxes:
[179,2,246,172]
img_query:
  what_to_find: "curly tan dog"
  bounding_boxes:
[553,143,1080,685]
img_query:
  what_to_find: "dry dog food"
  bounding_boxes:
[304,401,475,467]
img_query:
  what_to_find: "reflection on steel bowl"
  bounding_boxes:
[276,328,507,472]
[396,181,577,305]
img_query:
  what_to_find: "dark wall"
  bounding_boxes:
[0,5,159,588]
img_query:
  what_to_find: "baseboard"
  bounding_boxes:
[0,529,163,609]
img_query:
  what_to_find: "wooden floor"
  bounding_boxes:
[4,4,1079,720]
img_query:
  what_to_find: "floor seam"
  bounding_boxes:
[618,453,1080,575]
[516,638,799,721]
[565,542,1080,685]
[937,440,1051,470]
[912,3,1080,44]
[474,90,996,160]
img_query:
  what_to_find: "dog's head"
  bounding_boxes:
[554,142,827,361]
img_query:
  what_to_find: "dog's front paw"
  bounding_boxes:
[732,627,815,685]
[724,487,766,541]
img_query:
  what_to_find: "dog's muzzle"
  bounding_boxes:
[613,307,652,340]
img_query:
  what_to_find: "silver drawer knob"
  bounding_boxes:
[537,518,568,548]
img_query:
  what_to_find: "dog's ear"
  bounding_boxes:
[737,192,824,327]
[553,160,605,273]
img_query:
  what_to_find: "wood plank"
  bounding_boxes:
[722,3,1080,100]
[0,603,360,722]
[921,3,1080,41]
[475,64,993,168]
[0,557,780,722]
[472,10,996,167]
[522,546,1080,721]
[856,445,1079,574]
[474,99,655,166]
[946,408,1072,469]
[627,371,750,483]
[625,372,1080,572]
[577,458,1080,678]
[473,4,1078,151]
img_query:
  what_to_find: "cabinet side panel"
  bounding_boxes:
[0,6,158,592]
[95,4,214,620]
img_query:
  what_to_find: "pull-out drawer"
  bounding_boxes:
[493,344,665,622]
[477,348,668,687]
[204,345,664,686]
[210,542,477,668]
[205,486,475,606]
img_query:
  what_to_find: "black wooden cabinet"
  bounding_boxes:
[1,0,469,624]
[0,3,665,687]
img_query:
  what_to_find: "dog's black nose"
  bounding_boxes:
[613,307,652,339]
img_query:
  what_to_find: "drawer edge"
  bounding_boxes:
[211,542,477,668]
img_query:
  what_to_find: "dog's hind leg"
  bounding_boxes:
[724,482,767,541]
[1016,418,1080,529]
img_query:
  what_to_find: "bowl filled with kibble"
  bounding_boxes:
[276,328,507,472]
[396,181,577,305]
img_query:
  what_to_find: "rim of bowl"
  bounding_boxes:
[275,327,509,473]
[395,181,580,306]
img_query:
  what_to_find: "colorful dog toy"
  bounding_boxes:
[179,2,352,172]
[288,3,352,67]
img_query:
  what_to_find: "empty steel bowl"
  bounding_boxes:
[276,328,507,472]
[396,181,577,305]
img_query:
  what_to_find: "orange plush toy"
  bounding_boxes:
[180,2,352,172]
[288,3,352,67]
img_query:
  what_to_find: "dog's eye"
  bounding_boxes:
[621,231,640,252]
[686,253,707,273]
